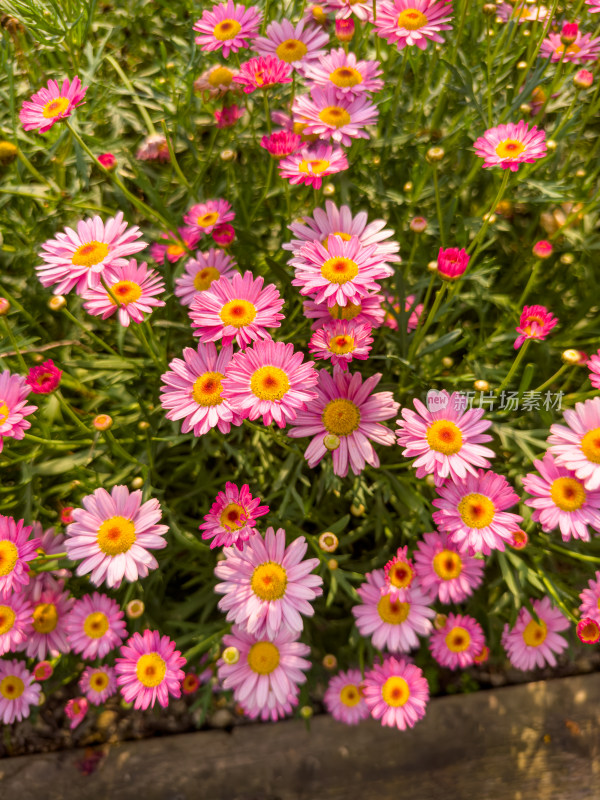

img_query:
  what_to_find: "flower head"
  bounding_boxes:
[66,592,127,660]
[579,570,600,624]
[501,597,569,670]
[324,0,373,20]
[25,579,74,660]
[429,613,485,669]
[149,228,200,265]
[324,668,370,725]
[514,304,558,349]
[200,483,269,550]
[79,665,117,705]
[576,617,600,644]
[308,318,374,369]
[413,531,485,604]
[136,134,170,162]
[540,28,600,63]
[304,48,384,98]
[65,697,89,729]
[193,1,261,58]
[33,661,53,681]
[212,223,236,247]
[375,0,453,51]
[574,68,594,89]
[184,198,235,238]
[0,515,40,597]
[0,371,37,455]
[437,247,469,280]
[20,76,87,133]
[82,260,165,327]
[25,360,62,394]
[532,240,553,259]
[233,55,292,93]
[587,350,600,391]
[383,546,416,601]
[303,293,386,330]
[292,87,378,146]
[0,590,33,655]
[194,65,240,98]
[260,131,303,159]
[0,660,41,723]
[278,144,349,188]
[214,104,246,128]
[253,19,329,70]
[474,121,547,171]
[116,630,186,710]
[175,249,238,307]
[548,397,600,490]
[98,152,117,170]
[362,656,429,730]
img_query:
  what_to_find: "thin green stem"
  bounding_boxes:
[132,323,165,371]
[160,119,191,190]
[105,54,157,135]
[16,149,58,192]
[513,0,560,95]
[55,390,89,433]
[408,282,446,361]
[432,165,445,246]
[497,340,531,392]
[61,307,119,356]
[517,259,542,308]
[533,363,570,394]
[1,317,27,371]
[263,91,272,134]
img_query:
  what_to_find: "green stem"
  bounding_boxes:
[55,390,89,433]
[497,339,531,392]
[408,282,446,361]
[513,0,560,95]
[517,259,542,308]
[467,170,510,258]
[132,323,165,371]
[550,91,578,141]
[448,0,469,67]
[16,149,57,192]
[533,363,570,394]
[61,307,119,356]
[160,119,191,190]
[1,317,27,371]
[104,429,141,465]
[105,54,157,135]
[432,165,445,246]
[263,91,272,134]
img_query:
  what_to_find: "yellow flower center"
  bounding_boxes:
[197,211,220,228]
[377,595,410,625]
[445,626,471,653]
[0,675,24,699]
[321,398,361,436]
[83,611,109,639]
[192,371,224,407]
[42,96,70,118]
[0,401,9,425]
[340,684,361,707]
[0,540,18,576]
[208,66,235,87]
[320,256,359,285]
[432,550,463,580]
[33,603,58,634]
[250,366,290,402]
[247,641,280,675]
[556,43,581,55]
[71,241,110,268]
[193,266,221,291]
[495,139,526,159]
[298,158,330,175]
[397,8,428,29]
[318,106,351,128]
[213,19,242,41]
[328,301,361,320]
[219,502,246,531]
[426,420,464,455]
[381,676,410,707]
[321,231,353,249]
[97,516,136,556]
[581,427,600,464]
[458,493,495,528]
[522,619,547,647]
[166,244,185,258]
[219,299,257,328]
[550,477,586,512]
[136,652,167,687]
[91,671,110,691]
[251,562,288,601]
[328,334,355,355]
[109,280,142,306]
[276,38,308,62]
[330,67,363,88]
[0,605,16,635]
[388,562,414,589]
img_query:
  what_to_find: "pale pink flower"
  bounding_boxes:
[253,19,329,69]
[362,656,429,730]
[0,591,33,655]
[308,318,373,369]
[587,350,600,390]
[501,597,569,670]
[375,0,453,50]
[82,260,165,327]
[429,613,485,669]
[548,397,600,490]
[292,87,378,145]
[474,121,547,171]
[304,48,384,98]
[0,660,41,724]
[413,531,484,604]
[25,579,74,660]
[323,668,370,725]
[20,76,87,133]
[116,630,186,710]
[193,1,261,58]
[136,134,170,162]
[303,293,386,330]
[183,198,235,237]
[79,665,117,706]
[0,371,37,454]
[323,0,373,20]
[0,515,40,597]
[194,64,240,98]
[199,482,269,550]
[175,248,238,307]
[514,304,558,349]
[586,0,600,12]
[540,29,600,63]
[66,592,127,660]
[278,143,349,188]
[496,3,551,22]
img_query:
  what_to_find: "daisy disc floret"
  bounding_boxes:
[66,592,127,660]
[193,1,261,58]
[308,318,373,370]
[362,656,429,730]
[413,531,484,604]
[25,580,74,660]
[278,144,349,188]
[292,87,378,146]
[65,485,169,589]
[579,571,600,624]
[199,483,269,550]
[0,516,40,597]
[429,613,485,670]
[474,121,547,172]
[0,371,37,454]
[20,76,87,133]
[233,55,292,93]
[183,198,235,238]
[254,19,329,69]
[82,260,165,327]
[304,48,384,98]
[375,0,453,51]
[514,304,558,349]
[175,248,238,307]
[501,597,569,671]
[0,660,41,724]
[116,630,186,710]
[324,668,370,725]
[0,591,33,655]
[548,397,600,490]
[80,665,118,705]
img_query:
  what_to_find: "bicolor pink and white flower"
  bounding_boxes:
[413,531,485,604]
[233,55,292,93]
[253,19,329,70]
[375,0,453,51]
[362,656,429,730]
[0,590,33,655]
[0,515,40,597]
[0,370,37,455]
[194,64,240,97]
[474,121,547,171]
[116,630,186,710]
[588,350,600,390]
[25,580,74,660]
[548,397,600,490]
[324,668,370,725]
[304,49,384,98]
[183,199,235,237]
[79,665,118,706]
[199,483,269,550]
[66,592,127,660]
[278,144,349,188]
[429,613,485,670]
[292,87,378,145]
[0,660,41,724]
[175,249,238,307]
[303,293,386,331]
[540,27,600,63]
[514,304,558,349]
[308,319,373,369]
[82,260,165,327]
[149,228,200,265]
[579,571,600,624]
[501,597,569,670]
[20,76,87,133]
[65,485,169,589]
[496,3,551,22]
[193,1,261,58]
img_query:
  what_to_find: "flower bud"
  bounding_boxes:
[426,146,445,163]
[546,139,557,151]
[516,60,528,70]
[425,474,436,487]
[212,223,235,247]
[576,168,586,178]
[327,558,338,570]
[324,433,340,451]
[126,599,145,619]
[427,260,438,273]
[519,103,532,114]
[93,414,113,431]
[0,298,10,316]
[562,349,581,365]
[437,246,469,281]
[560,22,578,46]
[322,654,337,670]
[310,5,328,26]
[222,646,240,665]
[300,705,313,719]
[576,617,600,644]
[482,3,497,14]
[318,532,339,553]
[350,503,365,517]
[33,661,54,681]
[323,183,335,196]
[532,240,553,259]
[574,69,593,89]
[403,181,413,193]
[335,18,355,42]
[138,420,150,431]
[131,477,144,489]
[410,216,427,233]
[60,507,74,525]
[97,152,117,171]
[434,613,448,631]
[560,252,574,265]
[220,148,236,162]
[441,356,454,368]
[372,155,381,166]
[0,141,18,166]
[474,379,489,392]
[48,295,66,311]
[509,529,528,550]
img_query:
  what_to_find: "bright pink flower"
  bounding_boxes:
[0,591,33,655]
[189,271,284,349]
[383,294,423,332]
[579,571,600,624]
[375,0,453,50]
[33,661,53,681]
[136,134,170,162]
[429,613,485,669]
[278,143,349,188]
[501,597,569,670]
[37,211,147,296]
[362,656,429,730]
[540,30,600,63]
[65,697,89,729]
[324,669,370,725]
[303,293,386,330]
[175,248,238,307]
[25,359,62,394]
[194,65,240,97]
[413,531,484,604]
[233,55,292,93]
[586,0,600,12]
[116,630,186,710]
[432,469,523,556]
[474,121,547,171]
[410,216,427,233]
[214,104,245,128]
[199,482,269,550]
[222,339,319,428]
[335,17,355,40]
[65,485,169,589]
[25,579,74,660]
[79,665,117,705]
[548,397,600,490]
[292,87,378,146]
[193,1,261,57]
[66,592,127,660]
[253,19,329,69]
[149,228,200,265]
[212,223,236,246]
[574,68,594,88]
[0,371,36,453]
[382,546,415,601]
[217,625,310,721]
[82,260,165,327]
[288,367,399,477]
[514,304,558,349]
[20,76,87,133]
[304,48,384,98]
[260,131,303,159]
[532,240,553,259]
[437,247,469,280]
[97,152,116,170]
[308,319,373,369]
[60,507,74,525]
[0,516,40,597]
[0,660,41,723]
[184,198,235,237]
[576,617,600,644]
[323,0,373,20]
[588,350,600,390]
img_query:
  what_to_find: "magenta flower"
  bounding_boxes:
[514,304,558,349]
[79,665,118,706]
[577,617,600,644]
[25,580,74,660]
[0,371,37,454]
[587,350,600,390]
[184,198,235,237]
[260,131,303,159]
[20,76,87,133]
[82,260,165,327]
[304,48,384,98]
[540,28,600,63]
[335,18,356,41]
[579,571,600,624]
[116,630,186,710]
[429,613,485,670]
[548,397,600,491]
[0,515,40,597]
[292,87,378,146]
[214,104,245,128]
[149,228,200,265]
[437,247,469,280]
[199,482,269,550]
[303,294,386,330]
[233,55,292,93]
[474,121,547,171]
[65,697,89,729]
[362,656,429,730]
[0,660,41,724]
[532,240,553,259]
[25,359,62,395]
[0,591,33,655]
[375,0,453,51]
[278,144,349,188]
[97,152,117,170]
[175,248,238,307]
[501,597,569,671]
[324,669,370,725]
[574,68,594,88]
[413,531,484,604]
[308,318,374,370]
[33,661,53,681]
[288,367,399,477]
[193,1,261,57]
[65,592,127,660]
[253,19,329,69]
[212,223,236,247]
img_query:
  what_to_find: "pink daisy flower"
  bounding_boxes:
[323,0,373,20]
[396,391,495,485]
[304,49,384,98]
[65,485,169,589]
[189,271,284,349]
[362,656,429,730]
[586,0,600,11]
[233,55,292,93]
[174,249,238,307]
[79,665,118,706]
[194,64,240,98]
[292,88,378,146]
[222,339,319,428]
[303,293,386,331]
[33,661,53,681]
[66,592,127,660]
[278,144,349,188]
[215,527,323,639]
[429,613,485,670]
[501,597,569,670]
[183,199,235,238]
[260,131,303,159]
[383,546,416,601]
[181,672,201,694]
[383,294,423,332]
[0,591,33,655]
[82,260,165,327]
[577,617,600,644]
[548,397,600,491]
[116,630,185,710]
[291,235,394,308]
[375,0,453,51]
[540,28,600,63]
[308,319,373,370]
[160,343,243,437]
[496,3,551,22]
[214,104,246,128]
[217,625,311,721]
[514,304,558,349]
[36,211,147,296]
[352,569,435,652]
[588,351,600,390]
[413,531,484,604]
[437,246,469,281]
[474,121,547,172]
[25,580,74,660]
[19,76,87,133]
[25,359,62,394]
[212,223,236,247]
[0,660,41,724]
[579,571,600,624]
[432,469,523,556]
[288,367,399,477]
[65,697,88,729]
[324,668,370,725]
[522,452,600,542]
[136,134,170,162]
[149,228,200,265]
[253,19,329,70]
[0,515,40,597]
[0,371,37,454]
[193,1,261,58]
[199,482,269,551]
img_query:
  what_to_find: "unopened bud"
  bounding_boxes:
[546,139,557,151]
[131,477,144,489]
[220,148,236,161]
[350,503,365,517]
[427,260,438,273]
[322,654,337,670]
[482,3,497,14]
[93,414,113,431]
[519,103,532,114]
[126,599,145,619]
[574,69,593,89]
[327,558,338,570]
[324,433,340,451]
[335,18,355,42]
[562,349,581,365]
[222,646,240,665]
[474,379,490,392]
[300,705,313,719]
[0,298,10,316]
[516,60,528,70]
[410,216,427,233]
[532,240,553,259]
[425,474,436,487]
[318,532,339,553]
[323,183,335,196]
[403,181,413,193]
[138,420,150,431]
[560,22,578,46]
[434,613,448,631]
[441,356,454,368]
[0,141,18,166]
[426,146,445,163]
[48,295,66,311]
[560,253,574,265]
